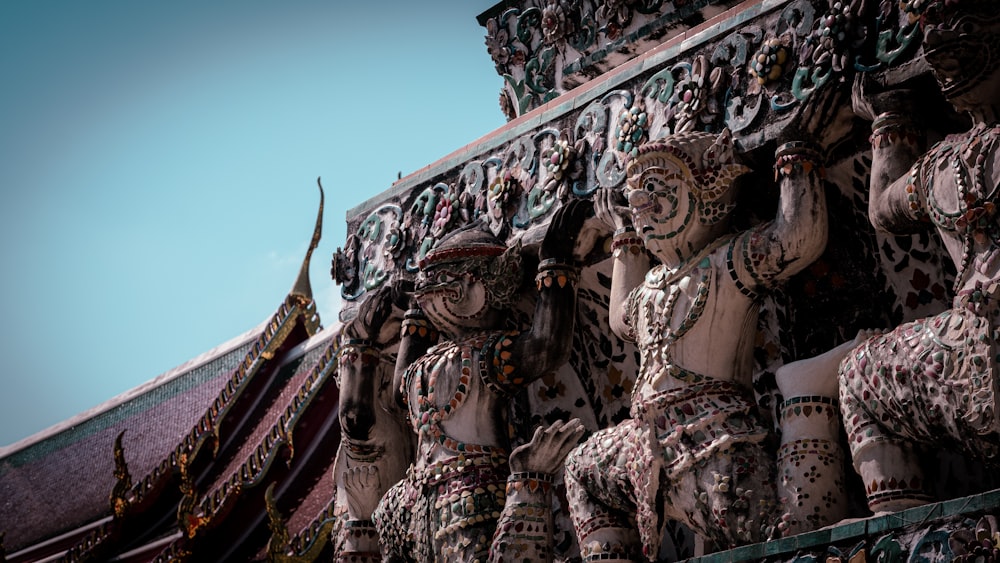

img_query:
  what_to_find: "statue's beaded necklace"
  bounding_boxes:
[632,236,731,387]
[925,123,1000,289]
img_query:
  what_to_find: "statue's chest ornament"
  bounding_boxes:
[639,257,713,348]
[926,124,1000,286]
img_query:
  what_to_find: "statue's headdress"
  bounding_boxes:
[908,0,1000,100]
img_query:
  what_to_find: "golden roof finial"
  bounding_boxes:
[290,178,324,300]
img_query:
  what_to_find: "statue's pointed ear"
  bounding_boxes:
[700,163,751,202]
[703,128,737,169]
[720,162,752,181]
[698,200,739,225]
[699,128,750,201]
[487,238,523,307]
[495,238,523,276]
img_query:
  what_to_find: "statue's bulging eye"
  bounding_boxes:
[433,271,460,285]
[645,176,666,192]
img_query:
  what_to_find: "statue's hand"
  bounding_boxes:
[509,418,586,475]
[345,283,405,344]
[343,465,382,521]
[778,79,852,151]
[851,73,915,123]
[594,188,632,232]
[539,199,594,263]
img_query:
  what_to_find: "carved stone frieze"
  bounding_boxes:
[479,0,749,117]
[327,0,1000,560]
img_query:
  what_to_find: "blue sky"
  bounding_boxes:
[0,1,503,447]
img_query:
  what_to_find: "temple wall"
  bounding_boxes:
[334,0,958,441]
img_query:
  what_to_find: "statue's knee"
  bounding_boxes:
[564,442,590,482]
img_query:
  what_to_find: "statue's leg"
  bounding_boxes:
[565,424,644,563]
[670,439,778,550]
[774,340,854,533]
[849,436,928,513]
[372,479,417,562]
[776,403,847,530]
[839,332,932,513]
[432,459,508,561]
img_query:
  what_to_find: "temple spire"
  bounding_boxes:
[290,178,324,300]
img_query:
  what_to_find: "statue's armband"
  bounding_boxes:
[480,330,525,396]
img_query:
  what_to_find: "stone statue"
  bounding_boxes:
[564,86,852,561]
[332,286,414,563]
[841,0,1000,513]
[369,200,594,561]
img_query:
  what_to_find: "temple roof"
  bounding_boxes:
[0,325,260,555]
[1,184,334,563]
[0,303,339,562]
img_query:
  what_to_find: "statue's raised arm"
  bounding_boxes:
[504,199,593,378]
[565,83,855,561]
[731,82,852,294]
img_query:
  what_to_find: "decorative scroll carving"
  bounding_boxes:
[110,431,132,519]
[712,25,766,133]
[340,204,404,298]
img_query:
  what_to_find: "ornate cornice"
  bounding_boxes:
[109,431,132,520]
[265,486,340,563]
[340,0,931,309]
[481,0,748,118]
[481,0,927,118]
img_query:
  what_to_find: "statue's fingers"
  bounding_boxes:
[528,423,548,445]
[552,419,586,450]
[343,467,358,489]
[596,189,617,224]
[366,465,381,488]
[552,432,585,460]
